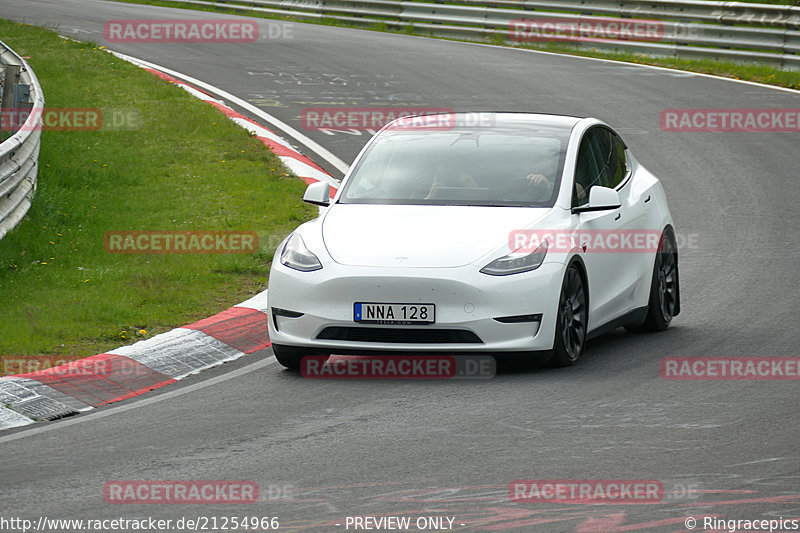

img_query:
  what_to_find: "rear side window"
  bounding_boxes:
[606,130,629,189]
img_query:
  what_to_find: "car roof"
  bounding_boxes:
[384,112,585,133]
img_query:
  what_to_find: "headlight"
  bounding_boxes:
[480,240,547,276]
[280,233,322,272]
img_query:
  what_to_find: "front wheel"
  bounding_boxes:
[639,231,679,331]
[549,264,588,367]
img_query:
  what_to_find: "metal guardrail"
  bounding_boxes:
[170,0,800,68]
[0,39,43,242]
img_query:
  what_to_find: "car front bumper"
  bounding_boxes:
[267,260,565,355]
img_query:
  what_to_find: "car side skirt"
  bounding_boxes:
[587,306,649,340]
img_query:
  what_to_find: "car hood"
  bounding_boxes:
[321,204,550,268]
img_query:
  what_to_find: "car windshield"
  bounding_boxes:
[339,125,569,207]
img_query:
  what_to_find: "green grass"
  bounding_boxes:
[410,0,800,5]
[0,20,317,358]
[705,0,797,3]
[107,0,800,91]
[407,0,799,4]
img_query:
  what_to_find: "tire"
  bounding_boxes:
[548,263,588,367]
[272,344,327,371]
[639,230,679,332]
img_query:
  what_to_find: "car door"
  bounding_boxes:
[573,127,632,331]
[607,130,659,314]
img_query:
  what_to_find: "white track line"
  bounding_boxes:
[109,50,350,175]
[453,39,800,96]
[0,357,276,444]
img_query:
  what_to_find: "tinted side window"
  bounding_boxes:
[573,128,629,206]
[573,130,605,206]
[592,129,614,188]
[607,131,629,189]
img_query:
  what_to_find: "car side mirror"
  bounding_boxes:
[303,181,330,207]
[572,186,621,214]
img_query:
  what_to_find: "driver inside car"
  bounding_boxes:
[425,165,479,199]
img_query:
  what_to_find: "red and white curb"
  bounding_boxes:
[129,56,340,197]
[1,56,338,430]
[0,294,270,429]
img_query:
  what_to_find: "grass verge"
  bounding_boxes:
[108,0,800,91]
[0,19,317,360]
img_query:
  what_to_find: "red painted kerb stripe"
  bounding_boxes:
[11,353,175,407]
[184,306,271,354]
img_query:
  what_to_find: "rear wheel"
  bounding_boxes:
[640,231,679,331]
[272,344,327,371]
[549,264,587,367]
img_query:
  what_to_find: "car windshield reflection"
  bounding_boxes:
[339,127,570,207]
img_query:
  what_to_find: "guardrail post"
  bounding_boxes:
[0,40,44,242]
[1,64,21,141]
[1,65,19,109]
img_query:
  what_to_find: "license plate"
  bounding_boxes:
[354,303,435,324]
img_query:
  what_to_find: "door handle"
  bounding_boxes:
[644,195,651,203]
[614,213,621,221]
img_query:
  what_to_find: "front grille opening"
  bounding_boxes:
[316,327,483,344]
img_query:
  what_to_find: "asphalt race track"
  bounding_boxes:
[1,1,799,531]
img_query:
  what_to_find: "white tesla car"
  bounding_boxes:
[267,113,679,369]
